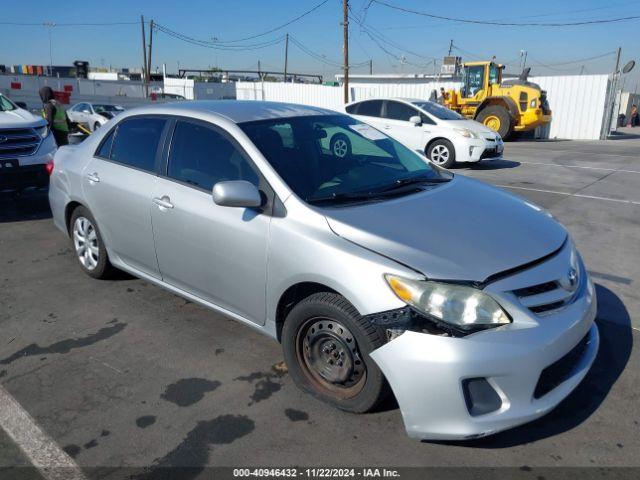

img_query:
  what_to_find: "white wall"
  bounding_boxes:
[236,75,611,140]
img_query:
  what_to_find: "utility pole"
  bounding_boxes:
[258,60,261,80]
[447,39,453,56]
[604,47,622,138]
[343,0,349,103]
[284,33,289,82]
[141,15,148,97]
[369,59,373,75]
[148,20,154,82]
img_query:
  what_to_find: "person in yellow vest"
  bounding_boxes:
[39,86,70,146]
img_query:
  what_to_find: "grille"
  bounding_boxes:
[0,128,42,157]
[534,333,590,398]
[512,274,580,315]
[480,147,501,159]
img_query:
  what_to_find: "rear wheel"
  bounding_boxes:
[427,139,456,168]
[282,292,389,413]
[477,105,513,139]
[69,206,114,279]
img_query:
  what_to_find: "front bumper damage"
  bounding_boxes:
[369,248,598,441]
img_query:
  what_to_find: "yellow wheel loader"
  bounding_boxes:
[443,61,551,139]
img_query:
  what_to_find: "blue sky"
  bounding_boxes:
[2,0,639,86]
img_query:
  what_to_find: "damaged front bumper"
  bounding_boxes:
[369,266,598,441]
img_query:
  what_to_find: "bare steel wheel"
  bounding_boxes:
[282,292,389,413]
[73,216,99,270]
[297,318,366,398]
[69,205,115,279]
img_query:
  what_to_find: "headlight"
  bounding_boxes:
[35,125,49,139]
[530,99,537,108]
[385,274,511,329]
[453,128,478,139]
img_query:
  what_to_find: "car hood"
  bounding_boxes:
[323,176,567,282]
[0,108,46,128]
[438,119,498,139]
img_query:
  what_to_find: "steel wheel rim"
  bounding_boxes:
[295,317,366,399]
[484,115,501,132]
[333,139,348,158]
[73,216,99,270]
[430,144,450,165]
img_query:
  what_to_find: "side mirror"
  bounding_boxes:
[409,115,422,126]
[15,101,27,109]
[212,180,262,208]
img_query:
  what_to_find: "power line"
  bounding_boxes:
[371,0,640,26]
[289,35,369,69]
[210,0,329,43]
[0,21,138,26]
[154,23,286,51]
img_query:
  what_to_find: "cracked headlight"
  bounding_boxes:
[35,125,49,139]
[453,128,479,139]
[384,275,511,329]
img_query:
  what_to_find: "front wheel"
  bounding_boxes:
[476,105,513,139]
[330,133,352,159]
[427,139,456,168]
[282,293,389,413]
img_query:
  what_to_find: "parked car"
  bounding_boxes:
[67,102,125,132]
[0,93,57,192]
[49,101,598,440]
[344,98,503,168]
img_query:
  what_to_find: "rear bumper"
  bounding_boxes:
[514,110,552,132]
[370,274,598,441]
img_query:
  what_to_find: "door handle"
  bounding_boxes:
[153,196,174,209]
[383,125,392,130]
[86,172,100,183]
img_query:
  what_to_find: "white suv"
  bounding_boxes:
[345,98,503,168]
[0,93,57,191]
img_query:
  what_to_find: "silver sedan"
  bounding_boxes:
[48,101,598,440]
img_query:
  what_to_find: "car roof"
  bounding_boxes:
[136,100,338,124]
[346,97,432,106]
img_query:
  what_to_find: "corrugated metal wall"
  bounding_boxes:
[236,74,611,140]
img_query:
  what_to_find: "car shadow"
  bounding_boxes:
[455,159,521,170]
[426,283,632,448]
[0,189,52,223]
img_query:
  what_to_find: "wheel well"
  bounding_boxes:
[425,137,451,154]
[64,201,83,234]
[275,282,339,342]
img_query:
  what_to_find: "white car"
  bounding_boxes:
[0,93,57,191]
[344,98,503,168]
[67,102,125,132]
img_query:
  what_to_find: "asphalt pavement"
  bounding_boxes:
[0,135,638,478]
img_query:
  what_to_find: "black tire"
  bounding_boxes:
[93,122,101,131]
[69,205,115,279]
[476,105,514,139]
[329,133,352,159]
[427,138,456,168]
[282,292,390,413]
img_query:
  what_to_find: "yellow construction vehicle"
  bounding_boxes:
[443,61,551,139]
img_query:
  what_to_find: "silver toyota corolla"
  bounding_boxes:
[48,101,598,440]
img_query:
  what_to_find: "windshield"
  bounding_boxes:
[412,101,463,120]
[93,104,124,113]
[240,114,450,205]
[0,95,17,112]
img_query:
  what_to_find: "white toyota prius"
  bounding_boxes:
[344,98,504,168]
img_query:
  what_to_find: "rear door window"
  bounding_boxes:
[383,101,419,122]
[354,100,383,117]
[109,117,166,172]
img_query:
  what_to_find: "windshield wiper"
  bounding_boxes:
[375,175,451,193]
[307,190,381,205]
